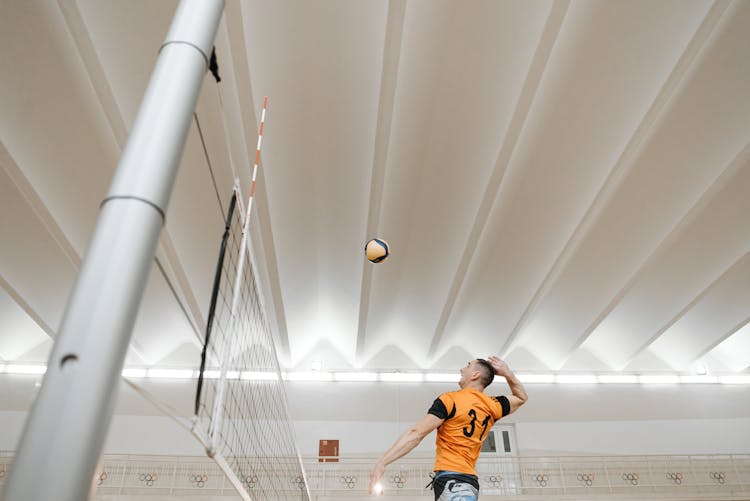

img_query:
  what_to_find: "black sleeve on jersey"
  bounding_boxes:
[428,398,456,420]
[494,395,510,417]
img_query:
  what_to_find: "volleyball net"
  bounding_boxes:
[185,92,309,500]
[191,185,309,501]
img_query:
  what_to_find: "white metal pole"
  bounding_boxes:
[2,1,224,499]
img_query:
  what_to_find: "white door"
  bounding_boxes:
[479,424,520,495]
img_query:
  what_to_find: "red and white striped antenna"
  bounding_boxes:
[245,95,268,223]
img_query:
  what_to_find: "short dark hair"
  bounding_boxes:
[474,359,495,388]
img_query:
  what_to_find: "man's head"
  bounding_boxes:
[459,359,495,389]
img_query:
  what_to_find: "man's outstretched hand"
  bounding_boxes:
[369,461,385,495]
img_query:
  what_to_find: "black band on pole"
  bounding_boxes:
[209,46,221,83]
[195,191,237,415]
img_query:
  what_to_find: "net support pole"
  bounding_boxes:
[2,1,224,500]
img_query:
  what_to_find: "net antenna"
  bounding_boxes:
[192,97,311,500]
[207,96,266,451]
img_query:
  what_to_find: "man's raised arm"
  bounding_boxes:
[488,355,528,415]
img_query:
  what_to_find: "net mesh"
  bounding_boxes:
[194,189,309,500]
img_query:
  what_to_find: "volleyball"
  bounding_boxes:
[365,238,390,263]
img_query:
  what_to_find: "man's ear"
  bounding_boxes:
[470,370,481,381]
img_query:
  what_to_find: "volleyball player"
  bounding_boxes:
[369,356,527,500]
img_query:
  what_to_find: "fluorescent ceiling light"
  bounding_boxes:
[333,372,378,382]
[680,375,718,384]
[556,374,597,384]
[121,368,147,378]
[284,372,332,382]
[517,374,554,383]
[147,368,194,379]
[598,375,638,384]
[640,375,680,384]
[8,364,741,386]
[379,372,424,383]
[240,371,278,381]
[425,373,460,383]
[5,364,47,375]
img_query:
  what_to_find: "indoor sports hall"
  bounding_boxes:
[1,1,749,500]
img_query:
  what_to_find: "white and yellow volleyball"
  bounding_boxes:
[364,238,390,263]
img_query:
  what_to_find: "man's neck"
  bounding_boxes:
[462,382,485,392]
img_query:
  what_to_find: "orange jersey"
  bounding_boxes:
[428,388,508,475]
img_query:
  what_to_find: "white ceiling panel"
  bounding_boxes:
[642,251,750,370]
[0,288,50,362]
[0,1,119,256]
[241,0,389,365]
[365,0,556,368]
[584,1,750,369]
[582,151,750,369]
[707,321,750,372]
[0,166,76,339]
[442,0,716,365]
[74,0,178,130]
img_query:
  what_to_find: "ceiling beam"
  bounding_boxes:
[56,0,127,145]
[354,0,407,364]
[499,0,732,361]
[571,139,750,369]
[0,275,55,340]
[623,248,750,369]
[0,141,76,344]
[689,315,750,368]
[1,142,80,271]
[427,0,571,361]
